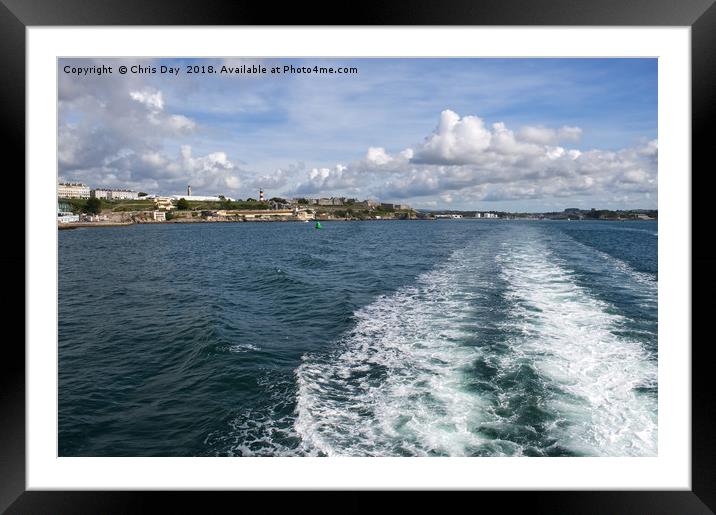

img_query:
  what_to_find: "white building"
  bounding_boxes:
[154,197,175,211]
[91,188,139,200]
[170,195,232,202]
[58,182,90,199]
[57,211,79,223]
[152,211,166,221]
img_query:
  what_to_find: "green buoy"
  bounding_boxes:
[315,221,323,229]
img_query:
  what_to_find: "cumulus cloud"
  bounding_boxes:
[298,110,657,206]
[409,110,587,167]
[518,125,582,145]
[365,147,393,166]
[166,145,240,190]
[59,144,242,195]
[245,167,295,190]
[412,110,492,165]
[57,61,232,195]
[58,63,657,209]
[129,88,165,112]
[168,114,196,132]
[293,164,362,195]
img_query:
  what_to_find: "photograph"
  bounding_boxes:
[57,57,659,458]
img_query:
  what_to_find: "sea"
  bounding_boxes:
[58,219,658,457]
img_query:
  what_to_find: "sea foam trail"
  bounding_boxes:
[497,233,657,456]
[295,244,492,456]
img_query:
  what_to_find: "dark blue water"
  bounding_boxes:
[58,220,658,457]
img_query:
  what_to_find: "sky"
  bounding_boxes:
[58,58,657,211]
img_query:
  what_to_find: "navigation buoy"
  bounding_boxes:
[315,221,323,229]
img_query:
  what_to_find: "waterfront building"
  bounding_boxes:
[152,211,166,221]
[57,207,79,223]
[314,197,345,206]
[215,209,313,221]
[393,204,411,210]
[82,214,109,222]
[380,203,395,210]
[58,214,79,223]
[154,197,175,211]
[58,182,90,199]
[91,188,139,200]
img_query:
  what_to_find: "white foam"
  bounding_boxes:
[294,246,490,456]
[207,370,302,456]
[228,343,260,353]
[497,235,657,456]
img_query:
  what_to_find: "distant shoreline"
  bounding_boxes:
[58,221,134,230]
[58,217,656,230]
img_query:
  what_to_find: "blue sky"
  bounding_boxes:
[58,58,657,211]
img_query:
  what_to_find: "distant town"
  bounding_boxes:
[57,182,657,229]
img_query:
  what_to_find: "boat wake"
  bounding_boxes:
[294,225,657,456]
[295,244,491,456]
[497,235,657,456]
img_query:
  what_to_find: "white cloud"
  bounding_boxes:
[330,111,658,205]
[59,69,657,209]
[168,114,196,132]
[558,126,583,142]
[365,147,393,166]
[129,88,165,112]
[518,125,582,145]
[412,110,492,165]
[294,164,359,194]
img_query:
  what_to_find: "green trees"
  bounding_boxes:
[85,197,102,215]
[176,198,190,210]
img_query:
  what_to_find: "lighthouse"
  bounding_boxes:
[259,188,265,202]
[187,185,192,196]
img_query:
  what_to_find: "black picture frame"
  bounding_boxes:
[4,0,714,512]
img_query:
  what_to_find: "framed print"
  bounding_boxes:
[5,0,715,512]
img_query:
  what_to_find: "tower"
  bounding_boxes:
[187,185,192,196]
[259,188,265,202]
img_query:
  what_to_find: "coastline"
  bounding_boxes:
[57,217,657,230]
[58,221,134,230]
